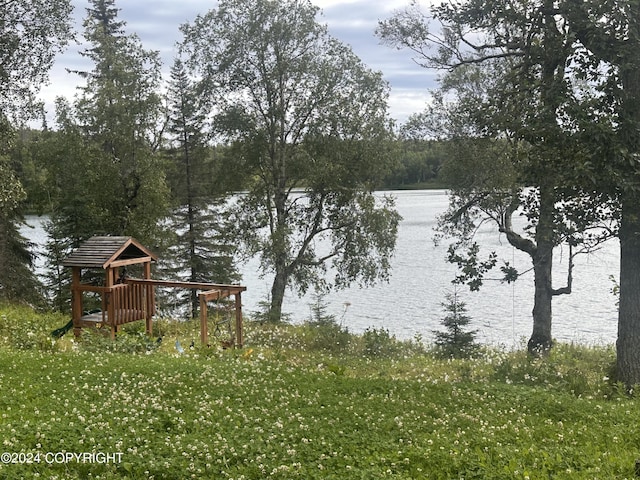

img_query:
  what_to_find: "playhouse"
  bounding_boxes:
[62,236,247,346]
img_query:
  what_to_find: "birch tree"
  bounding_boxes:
[379,0,613,354]
[182,0,400,321]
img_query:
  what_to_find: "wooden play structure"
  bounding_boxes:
[62,236,247,347]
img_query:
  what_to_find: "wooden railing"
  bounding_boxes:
[108,283,152,326]
[72,278,246,347]
[72,282,153,326]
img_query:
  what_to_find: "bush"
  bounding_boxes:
[362,327,400,358]
[0,304,68,351]
[304,294,352,353]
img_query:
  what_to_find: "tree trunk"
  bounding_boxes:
[528,239,554,354]
[269,195,289,322]
[616,2,640,387]
[527,183,555,355]
[616,194,640,386]
[269,264,287,322]
[502,185,556,355]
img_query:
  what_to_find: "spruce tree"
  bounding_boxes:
[0,156,44,305]
[433,288,478,359]
[49,0,169,249]
[162,58,238,318]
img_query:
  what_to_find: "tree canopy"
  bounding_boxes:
[182,0,400,320]
[379,0,615,354]
[0,0,73,124]
[562,0,640,386]
[0,0,73,305]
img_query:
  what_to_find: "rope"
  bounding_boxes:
[512,245,516,348]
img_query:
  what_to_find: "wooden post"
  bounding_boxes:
[199,293,208,345]
[71,267,83,337]
[105,267,115,339]
[143,261,153,336]
[235,292,243,348]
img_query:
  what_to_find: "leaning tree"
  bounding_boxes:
[182,0,400,321]
[379,0,613,354]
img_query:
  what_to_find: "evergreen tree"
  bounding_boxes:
[433,288,478,359]
[49,0,169,248]
[42,0,170,308]
[42,218,72,312]
[0,154,44,305]
[162,58,239,318]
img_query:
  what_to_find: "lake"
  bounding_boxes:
[20,190,620,347]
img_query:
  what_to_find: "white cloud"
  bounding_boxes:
[38,0,434,126]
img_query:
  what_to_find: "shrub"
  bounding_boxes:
[362,327,400,358]
[303,294,352,353]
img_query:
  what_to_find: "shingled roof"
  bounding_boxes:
[62,236,157,269]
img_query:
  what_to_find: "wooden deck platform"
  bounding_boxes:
[78,309,147,327]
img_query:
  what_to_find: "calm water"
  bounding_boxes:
[21,190,619,346]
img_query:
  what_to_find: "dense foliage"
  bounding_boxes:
[181,0,401,321]
[0,0,73,305]
[0,0,73,124]
[48,0,169,246]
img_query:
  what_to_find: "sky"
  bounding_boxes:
[39,0,438,126]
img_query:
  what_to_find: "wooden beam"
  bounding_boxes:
[107,256,154,268]
[128,278,246,294]
[200,289,223,301]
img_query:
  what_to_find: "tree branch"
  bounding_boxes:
[499,196,537,256]
[562,0,624,64]
[551,244,573,296]
[443,192,490,224]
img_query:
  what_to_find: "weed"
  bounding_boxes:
[362,327,400,358]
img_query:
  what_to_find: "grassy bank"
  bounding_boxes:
[0,304,636,479]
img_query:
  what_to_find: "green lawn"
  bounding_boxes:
[0,304,636,479]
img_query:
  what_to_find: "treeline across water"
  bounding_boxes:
[13,133,448,216]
